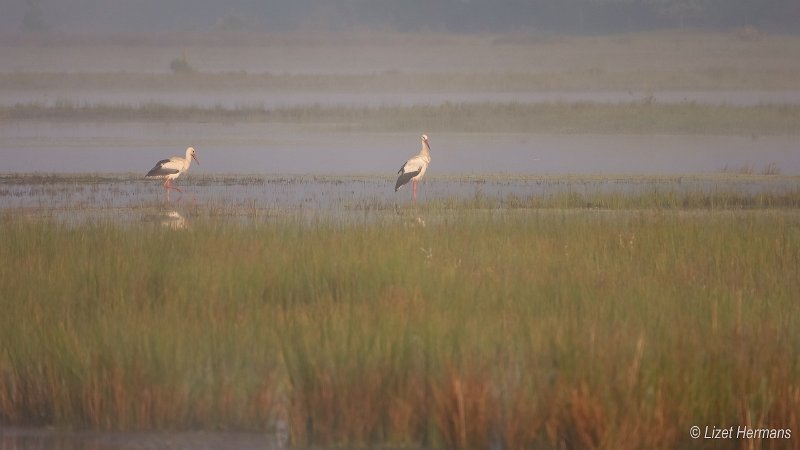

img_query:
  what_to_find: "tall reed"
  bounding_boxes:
[0,209,798,449]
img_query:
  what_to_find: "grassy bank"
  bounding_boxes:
[4,67,800,92]
[4,101,800,135]
[3,30,800,88]
[1,205,798,449]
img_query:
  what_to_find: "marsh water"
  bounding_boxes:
[2,122,799,175]
[1,109,799,225]
[1,171,797,226]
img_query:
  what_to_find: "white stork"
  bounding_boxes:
[395,134,431,201]
[146,147,198,200]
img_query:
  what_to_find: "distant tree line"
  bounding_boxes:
[18,0,800,35]
[325,0,799,33]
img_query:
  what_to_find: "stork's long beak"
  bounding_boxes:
[192,154,199,165]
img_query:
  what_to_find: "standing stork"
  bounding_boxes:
[395,134,431,201]
[146,147,199,201]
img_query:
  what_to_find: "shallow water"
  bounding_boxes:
[1,173,796,226]
[2,123,798,175]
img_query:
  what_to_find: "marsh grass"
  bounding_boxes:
[0,203,798,449]
[4,67,800,92]
[4,30,800,89]
[2,174,799,221]
[5,101,800,135]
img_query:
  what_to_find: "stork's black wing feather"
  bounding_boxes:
[146,159,178,177]
[395,169,421,192]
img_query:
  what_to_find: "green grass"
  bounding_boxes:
[1,203,799,449]
[4,101,800,135]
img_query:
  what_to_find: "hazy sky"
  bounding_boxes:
[2,0,799,35]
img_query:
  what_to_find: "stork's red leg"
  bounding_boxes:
[163,179,183,193]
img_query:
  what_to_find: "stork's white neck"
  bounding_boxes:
[420,140,431,158]
[184,148,194,169]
